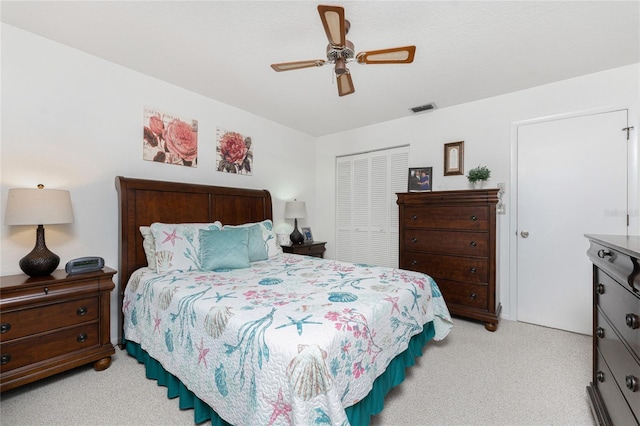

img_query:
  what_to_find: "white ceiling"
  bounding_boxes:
[2,1,639,137]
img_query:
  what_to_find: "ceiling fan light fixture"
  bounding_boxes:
[334,58,347,75]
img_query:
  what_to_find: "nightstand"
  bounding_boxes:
[281,241,326,258]
[0,267,116,392]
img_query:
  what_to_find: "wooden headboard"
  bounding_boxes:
[115,176,273,344]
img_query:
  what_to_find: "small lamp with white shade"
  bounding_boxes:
[284,200,307,245]
[4,185,74,277]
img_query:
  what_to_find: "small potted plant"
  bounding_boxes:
[467,165,491,189]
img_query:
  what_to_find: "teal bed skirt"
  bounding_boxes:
[124,321,435,425]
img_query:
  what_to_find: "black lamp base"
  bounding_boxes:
[19,225,60,277]
[289,219,305,245]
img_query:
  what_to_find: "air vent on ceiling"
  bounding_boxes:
[410,102,437,114]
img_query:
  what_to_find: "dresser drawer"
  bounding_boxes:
[0,323,100,372]
[402,252,488,283]
[403,230,488,257]
[595,349,638,426]
[435,278,488,310]
[588,240,637,293]
[596,269,640,356]
[596,311,640,417]
[0,297,98,342]
[403,206,488,231]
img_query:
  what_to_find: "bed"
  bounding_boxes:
[116,176,452,425]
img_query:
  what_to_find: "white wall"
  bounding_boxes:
[0,24,317,343]
[315,63,640,320]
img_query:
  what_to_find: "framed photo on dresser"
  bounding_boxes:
[408,167,432,192]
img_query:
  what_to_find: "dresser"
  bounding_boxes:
[397,189,501,331]
[586,235,639,425]
[0,268,116,392]
[281,241,326,258]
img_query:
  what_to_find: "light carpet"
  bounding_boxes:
[0,318,595,426]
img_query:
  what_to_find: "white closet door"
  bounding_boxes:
[369,152,389,266]
[335,158,353,261]
[352,155,370,263]
[335,146,409,266]
[389,148,409,268]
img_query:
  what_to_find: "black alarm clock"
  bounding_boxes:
[65,256,105,275]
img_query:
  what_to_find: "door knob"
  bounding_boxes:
[520,231,529,238]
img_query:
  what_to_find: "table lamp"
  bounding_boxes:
[4,185,74,276]
[284,200,307,245]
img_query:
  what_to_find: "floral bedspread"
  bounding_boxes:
[123,254,452,426]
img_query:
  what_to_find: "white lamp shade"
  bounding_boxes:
[284,201,307,219]
[4,188,74,225]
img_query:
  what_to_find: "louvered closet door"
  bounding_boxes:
[335,146,408,267]
[336,159,352,261]
[388,149,409,267]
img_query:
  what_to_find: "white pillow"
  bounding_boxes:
[139,226,157,270]
[150,222,223,273]
[223,219,282,258]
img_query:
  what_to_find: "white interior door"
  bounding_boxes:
[516,110,628,334]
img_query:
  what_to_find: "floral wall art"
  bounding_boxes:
[143,107,198,167]
[216,128,253,175]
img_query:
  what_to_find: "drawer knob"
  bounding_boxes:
[411,260,417,266]
[0,354,11,365]
[77,307,88,316]
[597,249,612,259]
[470,267,477,274]
[470,293,477,300]
[0,322,11,334]
[470,241,477,247]
[411,238,417,243]
[596,284,605,295]
[470,215,477,221]
[625,313,639,329]
[77,333,88,343]
[596,327,605,338]
[596,371,605,383]
[625,375,638,392]
[411,215,418,221]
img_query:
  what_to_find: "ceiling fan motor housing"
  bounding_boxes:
[326,40,354,62]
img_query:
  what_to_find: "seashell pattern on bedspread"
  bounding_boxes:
[123,253,452,425]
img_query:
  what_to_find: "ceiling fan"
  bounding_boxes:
[271,5,416,97]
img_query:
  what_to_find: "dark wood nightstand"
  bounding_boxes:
[0,267,116,392]
[281,241,326,258]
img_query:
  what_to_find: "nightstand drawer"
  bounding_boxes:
[403,206,489,231]
[402,252,488,283]
[0,323,100,372]
[403,230,488,257]
[0,297,98,342]
[281,242,326,258]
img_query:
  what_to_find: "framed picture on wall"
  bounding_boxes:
[408,167,433,192]
[444,141,464,176]
[301,227,313,242]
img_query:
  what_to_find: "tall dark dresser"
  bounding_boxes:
[586,234,639,425]
[397,189,500,331]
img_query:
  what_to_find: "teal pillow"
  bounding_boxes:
[245,224,268,261]
[199,228,251,270]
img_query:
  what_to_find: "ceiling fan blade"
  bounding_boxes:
[337,72,355,97]
[271,60,326,72]
[318,5,346,47]
[356,46,416,64]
